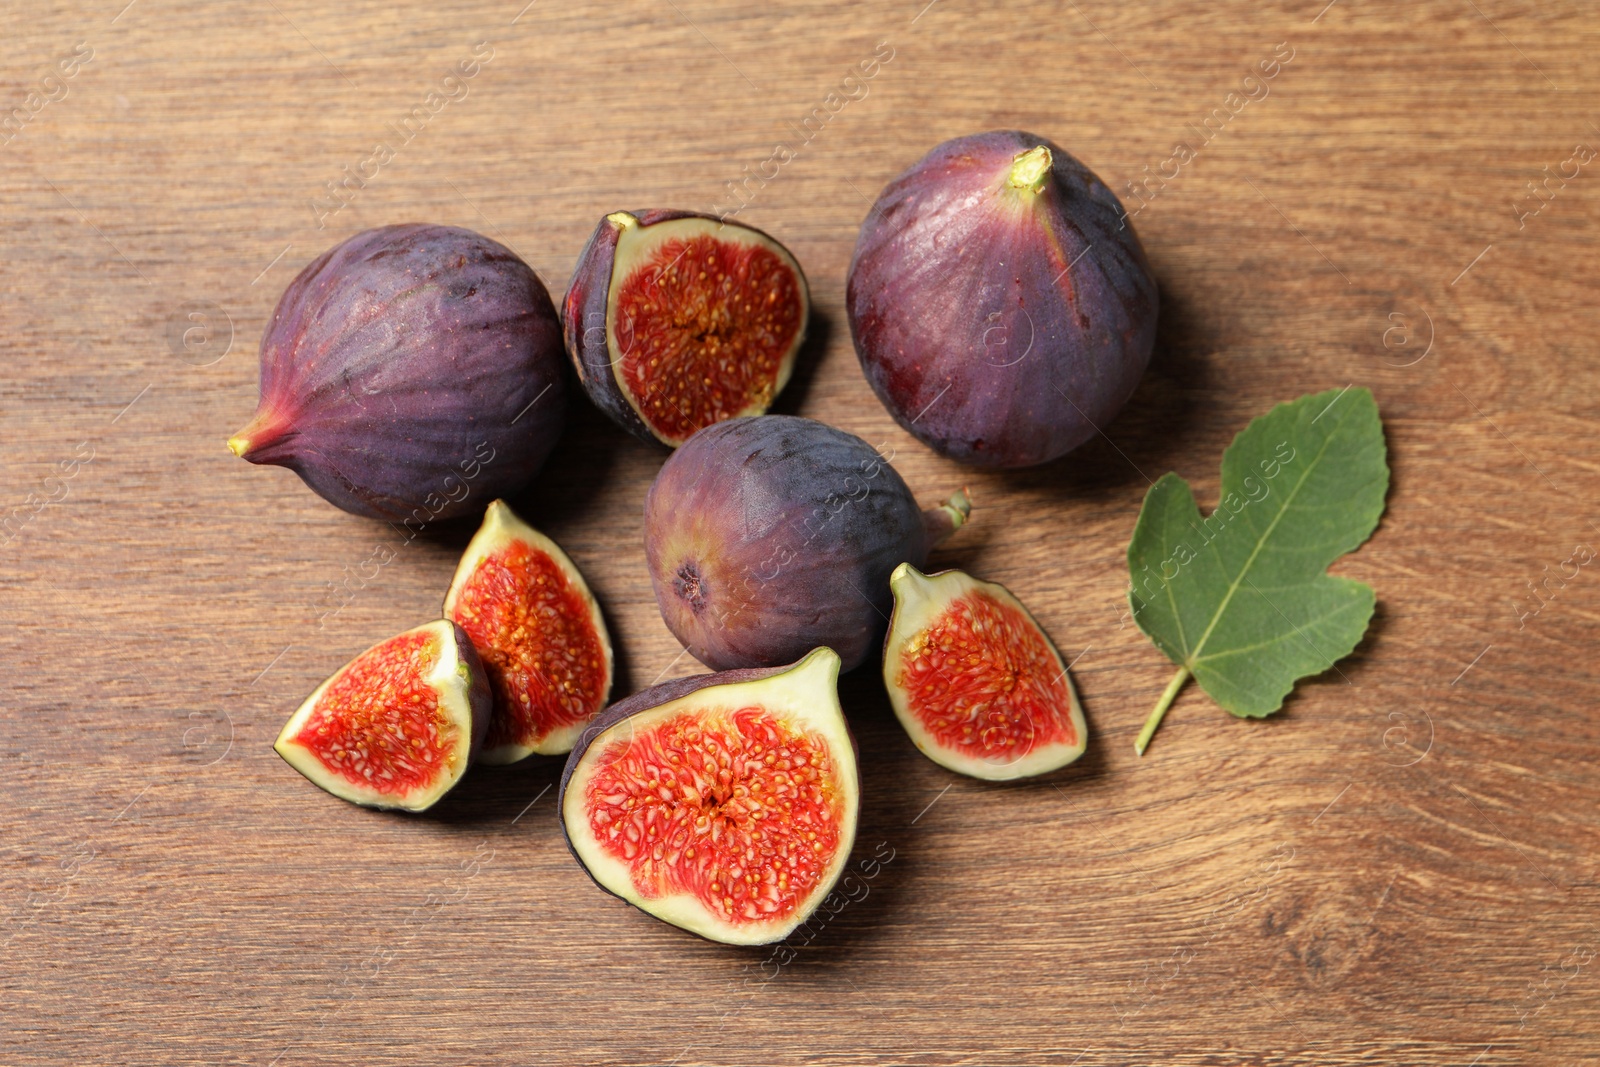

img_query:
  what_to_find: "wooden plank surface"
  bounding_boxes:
[3,1,1597,1064]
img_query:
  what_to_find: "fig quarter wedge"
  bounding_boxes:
[274,619,491,812]
[884,564,1087,780]
[444,499,614,762]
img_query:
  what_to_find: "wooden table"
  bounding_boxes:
[3,2,1596,1063]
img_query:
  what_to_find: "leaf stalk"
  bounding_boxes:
[1135,666,1191,756]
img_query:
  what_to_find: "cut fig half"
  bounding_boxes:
[274,620,491,812]
[563,210,810,447]
[884,564,1087,780]
[443,499,613,763]
[559,647,859,945]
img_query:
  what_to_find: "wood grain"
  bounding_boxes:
[2,1,1597,1064]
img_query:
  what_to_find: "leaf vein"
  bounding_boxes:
[1184,424,1344,664]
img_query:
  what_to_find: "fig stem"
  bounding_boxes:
[1135,665,1190,756]
[1007,146,1054,195]
[923,488,973,547]
[227,409,291,460]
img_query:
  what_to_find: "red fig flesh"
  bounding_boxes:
[559,648,858,945]
[230,224,567,522]
[443,500,613,762]
[274,620,491,811]
[562,211,809,447]
[884,565,1087,780]
[644,415,970,672]
[848,131,1158,468]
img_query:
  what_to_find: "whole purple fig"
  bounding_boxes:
[847,131,1158,469]
[228,224,567,523]
[644,414,970,673]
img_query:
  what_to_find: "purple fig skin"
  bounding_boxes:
[229,224,567,522]
[847,131,1158,469]
[643,415,970,673]
[453,620,496,768]
[561,209,809,448]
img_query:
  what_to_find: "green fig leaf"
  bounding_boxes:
[1127,387,1389,754]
